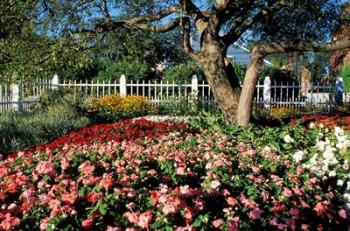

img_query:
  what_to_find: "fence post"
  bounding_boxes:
[263,76,271,108]
[335,77,344,106]
[51,74,59,89]
[120,75,127,96]
[10,84,22,111]
[191,75,198,96]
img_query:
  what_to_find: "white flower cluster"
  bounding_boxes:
[298,127,350,213]
[302,130,347,178]
[335,127,350,150]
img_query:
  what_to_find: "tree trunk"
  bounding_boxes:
[236,57,262,126]
[199,43,241,123]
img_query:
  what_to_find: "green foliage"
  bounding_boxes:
[340,63,350,93]
[95,58,152,81]
[162,62,204,83]
[0,105,90,154]
[232,63,247,82]
[260,66,296,82]
[34,88,94,115]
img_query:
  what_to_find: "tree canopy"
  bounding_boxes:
[1,0,350,125]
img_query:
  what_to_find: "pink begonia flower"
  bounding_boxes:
[289,208,300,217]
[314,202,326,216]
[301,224,310,231]
[79,161,95,176]
[127,189,137,199]
[228,217,239,231]
[39,217,50,231]
[283,187,293,198]
[194,199,205,212]
[82,217,94,230]
[100,173,114,190]
[212,219,223,228]
[249,208,263,220]
[240,193,257,209]
[60,158,70,170]
[227,197,238,206]
[61,191,78,205]
[338,209,347,219]
[292,186,303,196]
[34,161,57,177]
[162,203,177,215]
[106,226,121,231]
[184,207,194,222]
[124,212,139,224]
[137,211,153,229]
[0,213,20,231]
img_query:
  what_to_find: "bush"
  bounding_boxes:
[34,88,94,115]
[88,94,155,121]
[96,58,152,81]
[162,62,204,83]
[0,105,90,154]
[340,63,350,93]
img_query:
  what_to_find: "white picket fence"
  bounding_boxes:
[0,74,346,113]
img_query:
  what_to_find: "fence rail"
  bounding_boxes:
[0,74,346,113]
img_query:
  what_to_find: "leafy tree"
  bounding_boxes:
[4,0,350,125]
[163,62,204,83]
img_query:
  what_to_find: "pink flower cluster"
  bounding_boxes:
[0,119,347,230]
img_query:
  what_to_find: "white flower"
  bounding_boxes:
[344,193,350,203]
[337,179,344,186]
[210,180,221,189]
[319,123,324,128]
[335,127,345,137]
[283,135,294,143]
[292,150,305,163]
[328,170,336,177]
[309,122,315,128]
[343,161,349,170]
[323,149,335,159]
[263,146,271,152]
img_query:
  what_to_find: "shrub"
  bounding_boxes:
[0,105,90,154]
[162,62,204,83]
[34,88,94,115]
[95,58,152,81]
[88,94,155,121]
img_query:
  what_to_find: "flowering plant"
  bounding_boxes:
[0,119,349,230]
[88,94,156,121]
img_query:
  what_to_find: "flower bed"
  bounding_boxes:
[0,119,349,230]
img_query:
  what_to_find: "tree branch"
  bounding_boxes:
[101,0,111,19]
[252,40,350,57]
[222,3,284,46]
[181,16,200,61]
[126,6,183,24]
[179,0,203,22]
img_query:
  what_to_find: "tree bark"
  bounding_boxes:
[199,42,241,124]
[236,56,263,126]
